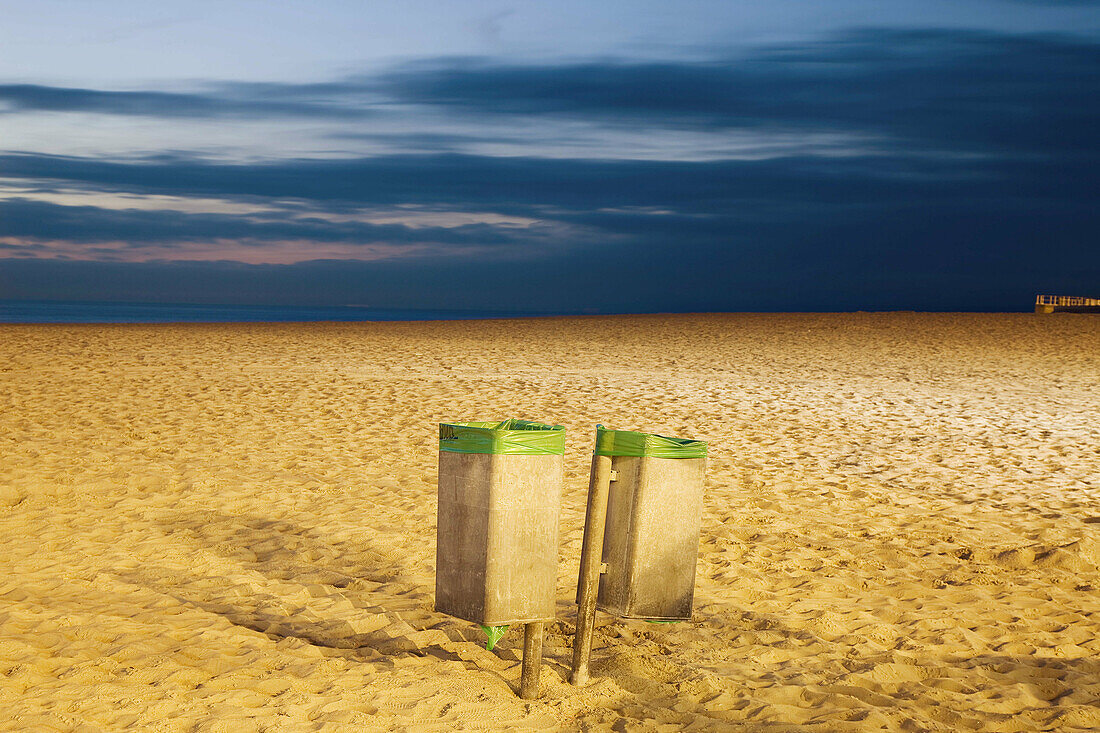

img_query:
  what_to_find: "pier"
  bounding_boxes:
[1035,294,1100,314]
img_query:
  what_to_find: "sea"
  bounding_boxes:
[0,300,563,324]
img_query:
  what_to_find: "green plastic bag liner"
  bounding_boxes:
[439,419,565,455]
[480,624,509,650]
[594,425,707,459]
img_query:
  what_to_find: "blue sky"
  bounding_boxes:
[1,1,1098,311]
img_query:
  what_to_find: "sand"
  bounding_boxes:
[1,313,1098,732]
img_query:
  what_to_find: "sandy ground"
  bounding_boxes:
[1,313,1098,732]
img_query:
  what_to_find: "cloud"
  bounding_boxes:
[1,149,1096,309]
[999,1,1100,4]
[3,28,1096,160]
[0,197,543,251]
[1,148,1094,217]
[1,27,1097,310]
[379,28,1100,156]
[1,188,1096,312]
[0,198,567,267]
[0,83,370,119]
[325,131,548,153]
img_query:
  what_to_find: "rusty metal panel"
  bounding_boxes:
[436,451,562,626]
[597,455,707,620]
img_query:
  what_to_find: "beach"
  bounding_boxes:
[1,312,1098,732]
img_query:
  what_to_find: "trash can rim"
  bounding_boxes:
[593,425,707,459]
[439,419,565,455]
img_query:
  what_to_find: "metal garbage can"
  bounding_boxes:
[435,419,565,628]
[594,426,707,621]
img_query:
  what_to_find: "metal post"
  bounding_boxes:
[520,622,544,699]
[570,453,613,686]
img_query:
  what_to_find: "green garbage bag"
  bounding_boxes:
[439,419,565,455]
[480,624,509,650]
[593,425,707,459]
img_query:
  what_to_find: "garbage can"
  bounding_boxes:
[435,419,565,628]
[594,427,707,621]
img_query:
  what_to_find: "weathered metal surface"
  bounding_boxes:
[597,455,707,620]
[435,451,562,626]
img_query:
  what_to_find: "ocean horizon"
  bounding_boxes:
[0,300,571,324]
[0,300,1045,324]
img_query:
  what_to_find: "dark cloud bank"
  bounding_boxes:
[381,29,1100,156]
[0,82,369,119]
[2,28,1098,311]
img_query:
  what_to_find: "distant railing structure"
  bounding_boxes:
[1036,294,1100,308]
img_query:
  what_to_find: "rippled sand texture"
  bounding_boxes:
[1,313,1099,732]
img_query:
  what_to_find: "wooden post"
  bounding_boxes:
[520,622,544,699]
[570,453,613,686]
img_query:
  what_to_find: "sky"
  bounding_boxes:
[1,0,1098,312]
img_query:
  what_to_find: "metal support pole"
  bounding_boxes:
[520,622,544,699]
[570,453,613,686]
